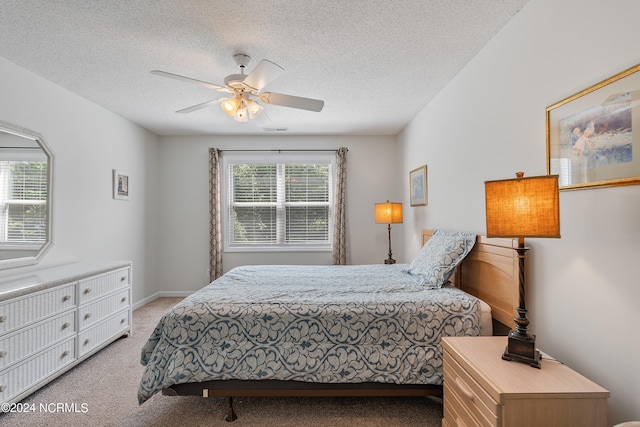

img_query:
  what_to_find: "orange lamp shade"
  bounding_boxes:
[485,173,560,238]
[374,201,403,224]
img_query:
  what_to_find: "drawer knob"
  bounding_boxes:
[120,318,126,324]
[0,315,5,323]
[83,288,91,294]
[84,313,91,319]
[0,351,6,358]
[61,351,70,358]
[455,377,475,402]
[121,276,126,282]
[62,295,71,302]
[121,297,127,303]
[62,322,70,329]
[84,339,90,345]
[0,385,5,393]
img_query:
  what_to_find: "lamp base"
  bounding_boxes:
[384,258,396,264]
[502,332,541,369]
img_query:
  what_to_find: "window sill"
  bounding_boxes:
[224,246,332,253]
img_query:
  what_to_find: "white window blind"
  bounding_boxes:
[224,153,334,250]
[0,160,48,244]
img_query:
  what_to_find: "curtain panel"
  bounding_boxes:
[332,147,348,265]
[209,148,223,282]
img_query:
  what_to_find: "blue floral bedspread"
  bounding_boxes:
[138,264,481,404]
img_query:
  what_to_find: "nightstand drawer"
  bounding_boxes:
[444,349,498,425]
[444,382,485,427]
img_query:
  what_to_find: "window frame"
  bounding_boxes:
[222,152,335,252]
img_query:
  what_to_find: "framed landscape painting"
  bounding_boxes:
[410,165,427,206]
[546,63,640,190]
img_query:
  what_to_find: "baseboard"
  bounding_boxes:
[133,293,159,310]
[158,291,193,298]
[132,291,194,310]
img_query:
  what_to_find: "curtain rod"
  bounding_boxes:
[222,149,346,153]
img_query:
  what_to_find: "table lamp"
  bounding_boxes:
[374,201,403,264]
[485,172,560,368]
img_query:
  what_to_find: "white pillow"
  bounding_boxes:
[406,230,476,288]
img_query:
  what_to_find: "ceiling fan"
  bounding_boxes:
[151,54,324,126]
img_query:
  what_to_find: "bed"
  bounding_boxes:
[138,229,519,420]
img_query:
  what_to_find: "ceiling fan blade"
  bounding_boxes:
[150,70,231,93]
[242,60,285,91]
[176,98,226,114]
[259,92,324,112]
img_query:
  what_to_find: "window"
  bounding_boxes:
[0,150,48,247]
[223,153,334,251]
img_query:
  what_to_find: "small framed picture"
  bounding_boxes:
[409,165,427,206]
[113,169,129,200]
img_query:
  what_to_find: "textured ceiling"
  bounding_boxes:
[0,0,529,136]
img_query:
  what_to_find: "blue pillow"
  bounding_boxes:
[406,230,476,288]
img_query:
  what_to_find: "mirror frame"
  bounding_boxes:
[0,120,54,270]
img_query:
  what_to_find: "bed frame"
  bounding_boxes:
[162,229,520,421]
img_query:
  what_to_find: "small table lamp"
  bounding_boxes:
[374,201,403,264]
[485,172,560,368]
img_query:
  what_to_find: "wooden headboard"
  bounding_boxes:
[422,229,519,329]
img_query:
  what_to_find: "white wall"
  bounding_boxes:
[0,56,160,305]
[398,0,640,423]
[156,134,401,294]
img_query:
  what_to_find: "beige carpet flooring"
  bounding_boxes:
[0,297,444,427]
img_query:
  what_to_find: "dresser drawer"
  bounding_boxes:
[78,267,130,304]
[78,288,130,331]
[0,337,75,403]
[77,309,129,357]
[0,310,75,369]
[0,284,76,334]
[444,349,498,426]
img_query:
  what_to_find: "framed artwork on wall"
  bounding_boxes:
[113,169,129,200]
[546,63,640,190]
[410,165,427,206]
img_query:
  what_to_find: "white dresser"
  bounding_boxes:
[0,261,132,404]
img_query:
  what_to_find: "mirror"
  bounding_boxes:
[0,121,53,269]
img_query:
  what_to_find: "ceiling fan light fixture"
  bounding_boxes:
[246,99,263,118]
[233,101,249,122]
[234,109,248,122]
[221,97,240,116]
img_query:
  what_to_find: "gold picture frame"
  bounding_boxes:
[546,63,640,190]
[409,165,427,206]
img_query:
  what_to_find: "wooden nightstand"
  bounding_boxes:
[442,336,609,427]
